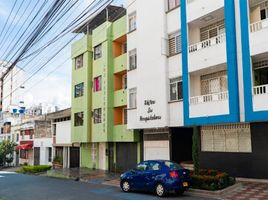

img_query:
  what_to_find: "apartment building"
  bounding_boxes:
[71,5,140,172]
[126,0,268,179]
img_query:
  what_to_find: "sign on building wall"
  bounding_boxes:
[139,100,162,122]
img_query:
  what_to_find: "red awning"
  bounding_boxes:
[16,142,33,150]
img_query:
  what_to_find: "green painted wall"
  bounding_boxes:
[71,15,141,170]
[71,35,92,143]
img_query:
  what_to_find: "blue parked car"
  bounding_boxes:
[120,160,191,197]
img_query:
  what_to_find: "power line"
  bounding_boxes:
[0,0,18,38]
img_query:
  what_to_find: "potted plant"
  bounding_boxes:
[52,156,63,169]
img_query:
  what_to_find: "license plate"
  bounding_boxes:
[183,182,188,187]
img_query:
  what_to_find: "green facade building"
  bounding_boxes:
[71,6,140,171]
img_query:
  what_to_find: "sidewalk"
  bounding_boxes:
[47,168,120,184]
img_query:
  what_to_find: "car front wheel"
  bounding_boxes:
[155,183,166,197]
[121,180,131,192]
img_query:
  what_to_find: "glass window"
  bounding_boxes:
[261,9,267,20]
[75,54,83,70]
[48,147,52,162]
[170,77,183,101]
[129,12,136,32]
[94,76,102,92]
[129,49,137,70]
[165,161,182,170]
[136,162,148,171]
[94,44,102,60]
[148,162,161,171]
[122,74,127,90]
[93,108,102,124]
[74,112,84,126]
[169,32,181,56]
[168,0,180,10]
[129,88,137,109]
[75,82,84,98]
[123,108,127,124]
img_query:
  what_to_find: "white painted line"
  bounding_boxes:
[0,171,16,174]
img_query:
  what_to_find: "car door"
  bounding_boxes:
[143,161,162,191]
[130,162,149,190]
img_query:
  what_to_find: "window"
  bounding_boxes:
[52,124,56,136]
[168,0,180,10]
[170,77,183,101]
[16,134,19,142]
[169,32,181,56]
[75,54,83,70]
[122,43,127,54]
[123,108,127,124]
[93,108,102,124]
[129,88,137,109]
[200,20,225,41]
[201,124,252,153]
[201,71,228,95]
[129,49,137,70]
[75,82,84,98]
[74,112,84,126]
[136,162,148,171]
[20,149,27,159]
[94,44,102,60]
[253,60,268,86]
[129,12,136,32]
[122,74,127,89]
[260,2,268,20]
[48,147,52,162]
[93,76,102,92]
[148,162,161,171]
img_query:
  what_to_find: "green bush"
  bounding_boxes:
[21,165,52,174]
[191,169,236,191]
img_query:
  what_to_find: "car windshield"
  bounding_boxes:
[164,161,183,170]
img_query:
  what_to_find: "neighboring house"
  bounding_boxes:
[71,5,140,171]
[47,108,71,168]
[126,0,268,179]
[17,121,34,166]
[33,120,52,166]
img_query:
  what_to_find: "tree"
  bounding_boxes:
[0,140,17,167]
[192,127,200,175]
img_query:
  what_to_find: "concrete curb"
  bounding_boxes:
[186,183,242,200]
[237,177,268,184]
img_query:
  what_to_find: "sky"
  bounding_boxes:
[0,0,126,110]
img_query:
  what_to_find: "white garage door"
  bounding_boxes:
[144,140,170,161]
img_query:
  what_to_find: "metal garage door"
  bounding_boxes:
[144,140,170,161]
[116,143,137,172]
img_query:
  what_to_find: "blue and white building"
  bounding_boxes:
[127,0,268,179]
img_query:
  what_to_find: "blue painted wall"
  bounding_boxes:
[181,0,240,126]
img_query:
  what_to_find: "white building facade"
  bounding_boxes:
[127,0,268,179]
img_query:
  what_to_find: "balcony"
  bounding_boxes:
[253,84,268,111]
[188,8,226,72]
[189,34,225,53]
[114,53,127,74]
[112,125,137,142]
[187,0,224,23]
[114,89,127,107]
[189,91,229,118]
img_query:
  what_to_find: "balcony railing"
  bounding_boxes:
[250,19,268,33]
[189,34,225,53]
[253,84,268,95]
[190,91,228,105]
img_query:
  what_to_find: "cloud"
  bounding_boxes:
[23,72,71,110]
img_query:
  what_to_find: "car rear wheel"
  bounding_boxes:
[175,189,184,196]
[155,183,166,197]
[121,180,131,192]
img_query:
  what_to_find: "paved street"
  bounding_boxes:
[0,171,212,200]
